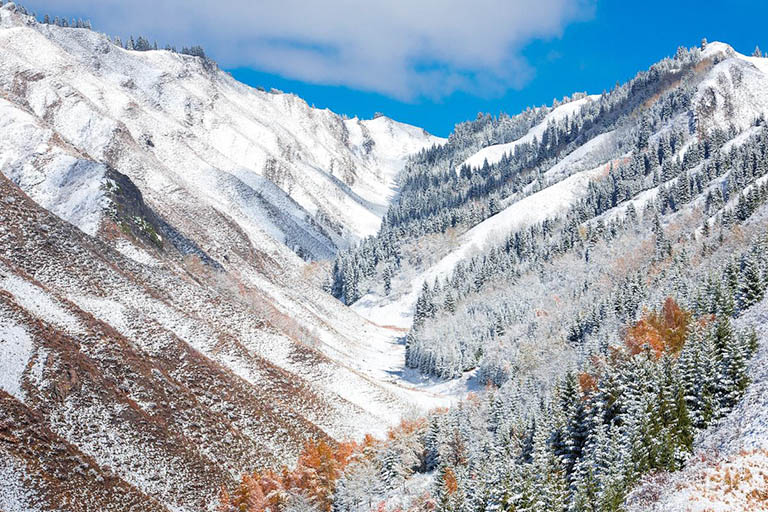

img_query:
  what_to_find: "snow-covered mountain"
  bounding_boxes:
[0,3,442,263]
[352,40,768,330]
[315,38,768,511]
[0,3,446,511]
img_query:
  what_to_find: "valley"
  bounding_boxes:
[2,2,768,511]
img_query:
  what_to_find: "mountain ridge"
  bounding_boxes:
[0,4,451,510]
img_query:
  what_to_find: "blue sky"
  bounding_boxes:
[230,0,768,136]
[23,0,768,137]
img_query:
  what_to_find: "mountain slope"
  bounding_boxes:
[0,167,434,510]
[311,39,768,511]
[0,3,443,263]
[351,41,768,331]
[627,293,768,511]
[461,94,600,170]
[0,3,448,510]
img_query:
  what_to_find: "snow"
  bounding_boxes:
[721,125,763,152]
[696,42,768,134]
[27,348,48,390]
[0,98,108,236]
[67,295,130,339]
[344,116,444,236]
[428,161,606,288]
[0,313,34,402]
[6,8,768,509]
[701,299,768,455]
[353,163,608,328]
[29,156,107,237]
[461,96,599,170]
[383,471,436,510]
[599,186,660,225]
[114,239,160,266]
[230,270,463,434]
[629,450,768,512]
[541,130,617,181]
[0,13,465,448]
[701,40,768,76]
[601,125,768,227]
[49,397,191,511]
[0,272,84,334]
[702,41,737,60]
[0,457,41,512]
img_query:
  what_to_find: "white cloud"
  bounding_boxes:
[24,0,594,99]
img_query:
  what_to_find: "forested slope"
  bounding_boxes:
[221,40,768,511]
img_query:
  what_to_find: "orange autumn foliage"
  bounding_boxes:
[220,438,361,512]
[387,417,426,441]
[625,297,691,358]
[578,372,598,395]
[443,467,459,495]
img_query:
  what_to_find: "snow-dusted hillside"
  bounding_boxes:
[0,154,460,511]
[461,95,600,170]
[353,41,768,330]
[0,3,448,511]
[0,3,442,263]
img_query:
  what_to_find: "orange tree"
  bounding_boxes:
[625,297,692,358]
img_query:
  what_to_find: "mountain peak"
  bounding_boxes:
[702,40,735,57]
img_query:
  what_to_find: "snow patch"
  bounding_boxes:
[0,273,84,334]
[0,99,108,236]
[0,457,41,512]
[0,313,34,402]
[114,240,160,266]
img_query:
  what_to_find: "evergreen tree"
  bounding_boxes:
[653,213,671,259]
[379,446,404,489]
[382,265,392,295]
[444,291,456,313]
[739,252,765,310]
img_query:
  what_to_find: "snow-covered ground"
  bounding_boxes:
[0,97,109,236]
[697,42,768,134]
[0,273,85,335]
[0,457,40,512]
[0,315,33,402]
